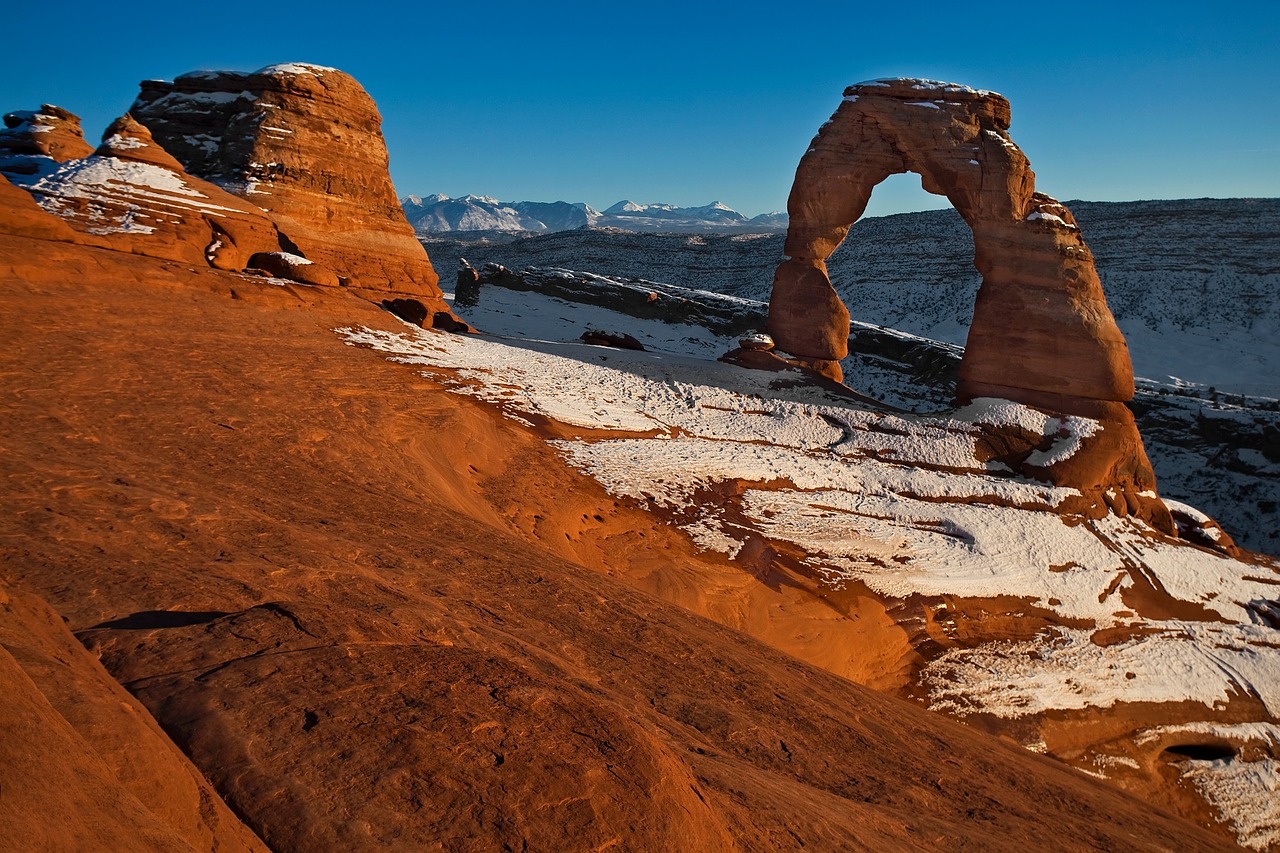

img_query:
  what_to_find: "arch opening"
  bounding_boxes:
[765,78,1173,531]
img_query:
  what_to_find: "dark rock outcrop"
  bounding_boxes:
[247,250,341,287]
[0,104,94,182]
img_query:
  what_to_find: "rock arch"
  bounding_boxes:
[770,78,1170,529]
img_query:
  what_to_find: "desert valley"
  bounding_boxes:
[1,62,1277,852]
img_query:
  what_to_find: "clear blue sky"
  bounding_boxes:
[4,1,1277,217]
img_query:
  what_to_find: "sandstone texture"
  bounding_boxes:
[130,63,445,301]
[21,113,284,269]
[0,227,1234,851]
[0,104,94,181]
[771,78,1168,528]
[0,174,80,242]
[0,578,266,852]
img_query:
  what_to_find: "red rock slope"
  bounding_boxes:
[0,220,1234,850]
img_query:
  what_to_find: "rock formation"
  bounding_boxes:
[0,104,94,182]
[0,579,266,851]
[130,64,444,300]
[0,174,80,243]
[770,78,1169,529]
[22,114,283,269]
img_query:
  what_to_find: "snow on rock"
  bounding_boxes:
[337,279,1280,849]
[1180,758,1280,850]
[923,621,1279,717]
[256,62,340,77]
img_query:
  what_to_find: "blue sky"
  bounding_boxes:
[5,1,1277,217]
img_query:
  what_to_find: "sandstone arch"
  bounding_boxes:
[770,78,1170,529]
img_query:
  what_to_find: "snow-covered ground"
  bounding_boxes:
[338,280,1280,849]
[423,200,1280,553]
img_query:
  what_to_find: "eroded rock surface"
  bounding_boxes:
[130,64,444,301]
[0,104,94,182]
[0,175,80,242]
[771,78,1169,529]
[0,579,266,852]
[23,114,283,269]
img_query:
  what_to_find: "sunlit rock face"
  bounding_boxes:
[130,63,444,301]
[770,78,1170,531]
[0,104,95,183]
[20,113,283,269]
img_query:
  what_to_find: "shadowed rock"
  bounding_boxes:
[0,104,94,182]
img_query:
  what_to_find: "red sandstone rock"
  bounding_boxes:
[130,64,446,303]
[0,175,80,242]
[22,114,283,269]
[771,78,1169,530]
[0,580,265,851]
[0,104,94,182]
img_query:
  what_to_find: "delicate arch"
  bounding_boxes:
[768,78,1133,418]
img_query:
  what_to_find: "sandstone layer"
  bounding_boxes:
[130,64,444,301]
[0,104,94,181]
[0,174,80,242]
[771,78,1169,529]
[0,222,1233,850]
[22,113,283,269]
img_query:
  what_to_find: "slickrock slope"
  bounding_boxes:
[368,267,1278,849]
[22,114,283,268]
[771,78,1167,529]
[0,578,266,852]
[0,174,79,242]
[130,64,444,301]
[0,219,1235,849]
[0,104,94,181]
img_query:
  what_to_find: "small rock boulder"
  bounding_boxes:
[581,330,645,351]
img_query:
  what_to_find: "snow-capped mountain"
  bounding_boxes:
[401,194,601,234]
[402,195,787,235]
[601,199,747,228]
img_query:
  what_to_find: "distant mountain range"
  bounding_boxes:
[401,194,787,235]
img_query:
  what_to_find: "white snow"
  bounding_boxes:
[257,62,339,77]
[145,90,253,110]
[924,621,1279,717]
[1136,721,1280,748]
[1181,758,1280,850]
[334,280,1280,848]
[1026,210,1076,229]
[101,133,146,150]
[29,154,245,232]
